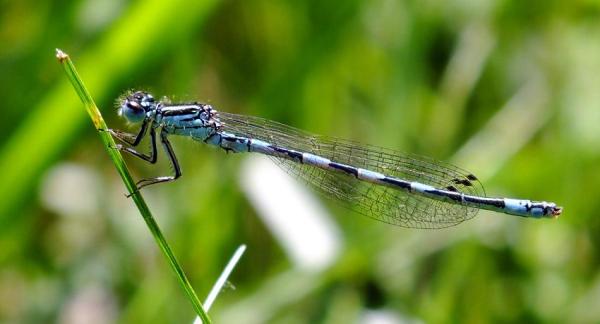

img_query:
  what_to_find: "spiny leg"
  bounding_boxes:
[115,127,158,163]
[105,119,149,146]
[134,130,182,190]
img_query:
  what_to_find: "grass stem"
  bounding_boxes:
[56,49,211,324]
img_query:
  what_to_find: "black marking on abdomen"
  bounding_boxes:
[380,176,411,190]
[270,145,304,162]
[329,162,358,178]
[446,185,458,192]
[428,189,463,203]
[463,196,505,208]
[467,174,478,181]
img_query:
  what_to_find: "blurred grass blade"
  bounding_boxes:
[204,244,247,310]
[56,49,211,324]
[194,244,247,324]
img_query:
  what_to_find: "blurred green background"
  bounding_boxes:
[0,0,598,323]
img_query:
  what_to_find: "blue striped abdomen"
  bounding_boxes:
[208,131,558,220]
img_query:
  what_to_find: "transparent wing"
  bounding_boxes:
[218,112,485,228]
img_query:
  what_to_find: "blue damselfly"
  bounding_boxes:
[107,90,562,229]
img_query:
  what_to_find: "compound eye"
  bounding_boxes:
[120,98,146,123]
[128,100,142,110]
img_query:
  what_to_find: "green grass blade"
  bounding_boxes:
[56,49,211,324]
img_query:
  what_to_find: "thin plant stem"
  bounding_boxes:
[193,244,247,324]
[56,49,211,324]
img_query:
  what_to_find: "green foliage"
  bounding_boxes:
[0,0,596,322]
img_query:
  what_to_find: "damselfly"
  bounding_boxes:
[107,90,562,229]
